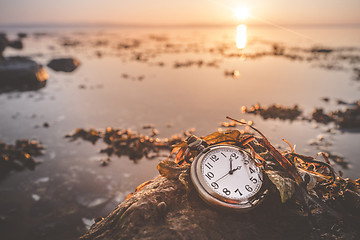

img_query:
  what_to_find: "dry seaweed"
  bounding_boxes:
[241,103,302,120]
[312,102,360,128]
[65,127,186,162]
[241,102,360,129]
[0,139,44,176]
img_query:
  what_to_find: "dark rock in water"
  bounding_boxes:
[7,40,23,50]
[17,33,27,39]
[310,47,333,54]
[81,168,360,240]
[0,33,8,58]
[47,58,80,72]
[0,57,48,91]
[0,33,25,58]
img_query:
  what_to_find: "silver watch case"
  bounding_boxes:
[190,144,268,211]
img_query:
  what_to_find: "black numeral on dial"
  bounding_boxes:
[211,182,219,189]
[245,185,253,192]
[235,188,243,196]
[250,177,257,184]
[223,188,231,195]
[210,155,219,162]
[205,162,213,170]
[205,172,214,180]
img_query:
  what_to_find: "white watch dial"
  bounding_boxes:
[200,147,263,200]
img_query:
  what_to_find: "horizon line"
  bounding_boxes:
[1,22,360,29]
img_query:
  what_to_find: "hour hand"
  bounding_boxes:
[231,165,242,173]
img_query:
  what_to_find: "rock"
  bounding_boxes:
[0,33,9,58]
[81,169,359,240]
[17,33,27,39]
[47,57,80,72]
[0,33,25,58]
[0,57,48,90]
[7,40,23,50]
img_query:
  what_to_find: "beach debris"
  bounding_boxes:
[224,70,241,78]
[0,139,44,175]
[65,127,186,162]
[241,103,302,120]
[0,57,48,91]
[65,128,102,144]
[100,158,111,166]
[272,44,285,55]
[121,73,145,81]
[47,57,80,72]
[173,59,219,68]
[117,39,140,49]
[310,47,333,54]
[142,124,154,129]
[61,39,82,47]
[241,102,360,129]
[311,102,360,128]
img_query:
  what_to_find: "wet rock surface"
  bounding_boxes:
[0,57,48,91]
[47,57,80,72]
[81,166,360,240]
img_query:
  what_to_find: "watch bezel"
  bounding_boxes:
[190,144,268,210]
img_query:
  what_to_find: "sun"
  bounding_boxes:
[234,6,250,21]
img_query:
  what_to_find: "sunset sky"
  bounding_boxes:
[0,0,359,26]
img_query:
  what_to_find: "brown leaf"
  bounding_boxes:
[157,160,189,179]
[202,130,240,145]
[266,170,296,203]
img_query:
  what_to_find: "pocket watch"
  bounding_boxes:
[189,138,268,211]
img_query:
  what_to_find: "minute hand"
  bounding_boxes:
[214,172,230,183]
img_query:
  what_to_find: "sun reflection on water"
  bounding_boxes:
[236,24,247,49]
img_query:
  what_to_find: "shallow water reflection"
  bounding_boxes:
[0,25,359,240]
[236,24,247,49]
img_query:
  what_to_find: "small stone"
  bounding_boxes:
[47,58,80,72]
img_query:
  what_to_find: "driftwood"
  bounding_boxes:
[81,164,359,240]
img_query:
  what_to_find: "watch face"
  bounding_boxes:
[191,145,266,210]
